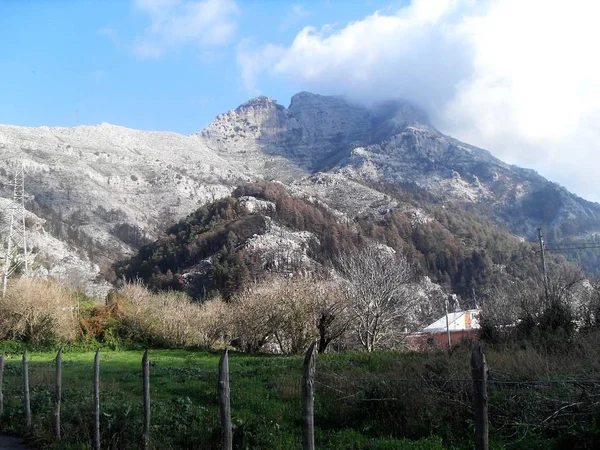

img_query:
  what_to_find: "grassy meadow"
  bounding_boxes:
[0,348,448,450]
[1,344,599,449]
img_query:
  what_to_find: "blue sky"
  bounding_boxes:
[1,0,599,201]
[0,0,401,133]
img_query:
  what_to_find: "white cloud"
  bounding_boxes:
[133,0,239,58]
[238,0,600,202]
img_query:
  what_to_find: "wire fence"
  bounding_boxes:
[1,349,600,449]
[314,371,600,448]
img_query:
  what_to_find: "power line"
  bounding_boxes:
[537,227,600,255]
[534,227,600,295]
[546,242,600,252]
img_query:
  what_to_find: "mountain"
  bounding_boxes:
[1,92,599,296]
[115,180,549,305]
[0,123,246,294]
[201,92,600,241]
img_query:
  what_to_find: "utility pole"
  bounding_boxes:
[445,295,452,348]
[2,162,28,297]
[537,228,549,301]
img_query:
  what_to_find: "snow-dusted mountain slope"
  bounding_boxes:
[0,123,248,294]
[201,92,600,240]
[1,91,599,295]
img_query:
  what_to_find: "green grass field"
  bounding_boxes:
[1,345,598,449]
[0,349,449,450]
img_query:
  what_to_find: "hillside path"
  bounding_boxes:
[0,434,29,450]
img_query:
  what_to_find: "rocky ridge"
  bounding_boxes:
[0,123,245,294]
[1,91,599,295]
[202,92,600,239]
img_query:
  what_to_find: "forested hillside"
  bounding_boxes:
[116,181,574,303]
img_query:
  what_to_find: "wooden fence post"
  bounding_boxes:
[142,350,150,450]
[93,350,100,450]
[218,350,232,450]
[23,350,31,427]
[302,342,317,450]
[54,348,63,439]
[471,341,489,450]
[0,349,4,418]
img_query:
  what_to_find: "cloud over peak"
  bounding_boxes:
[238,0,600,201]
[240,0,473,107]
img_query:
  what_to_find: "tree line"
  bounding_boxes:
[115,181,577,306]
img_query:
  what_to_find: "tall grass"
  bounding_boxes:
[114,281,230,348]
[0,277,79,345]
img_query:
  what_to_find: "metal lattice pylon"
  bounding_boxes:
[2,162,28,297]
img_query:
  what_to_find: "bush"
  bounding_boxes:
[230,276,342,354]
[111,282,231,348]
[0,277,79,346]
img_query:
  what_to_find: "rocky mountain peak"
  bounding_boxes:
[200,92,380,173]
[201,95,299,143]
[201,92,600,240]
[203,92,433,150]
[235,96,284,113]
[287,91,372,143]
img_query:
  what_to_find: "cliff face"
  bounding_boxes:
[201,92,600,239]
[199,92,427,172]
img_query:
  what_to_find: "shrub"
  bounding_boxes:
[111,282,231,348]
[0,277,79,346]
[78,299,125,349]
[197,297,232,347]
[230,276,336,354]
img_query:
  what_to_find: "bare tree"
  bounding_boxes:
[230,282,279,352]
[545,265,585,306]
[268,278,320,354]
[579,277,600,329]
[316,284,351,353]
[480,264,585,343]
[479,280,536,342]
[337,244,418,352]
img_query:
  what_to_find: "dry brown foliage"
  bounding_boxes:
[115,282,231,347]
[0,276,79,345]
[230,276,345,354]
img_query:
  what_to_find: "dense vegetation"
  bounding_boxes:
[375,180,600,278]
[115,181,574,304]
[115,182,366,299]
